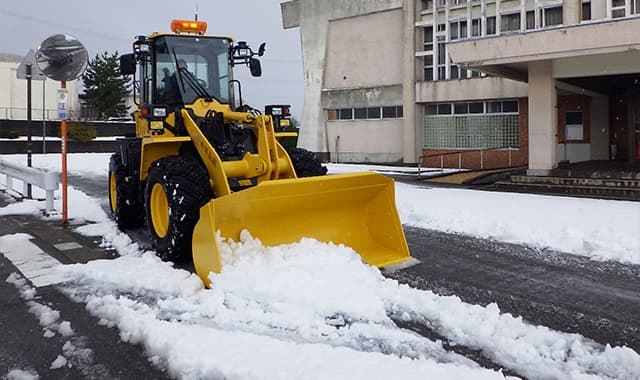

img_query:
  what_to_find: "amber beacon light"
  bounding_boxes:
[170,20,208,34]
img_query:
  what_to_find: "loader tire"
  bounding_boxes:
[286,147,328,177]
[145,156,212,262]
[109,152,145,230]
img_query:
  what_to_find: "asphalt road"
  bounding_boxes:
[1,173,638,378]
[69,172,640,351]
[0,213,171,379]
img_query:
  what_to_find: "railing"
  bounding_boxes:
[417,146,515,177]
[0,107,80,121]
[0,159,59,212]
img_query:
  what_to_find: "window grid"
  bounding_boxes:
[329,106,404,120]
[424,114,520,149]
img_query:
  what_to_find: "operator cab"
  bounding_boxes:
[119,19,265,111]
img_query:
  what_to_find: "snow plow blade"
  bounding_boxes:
[192,172,414,286]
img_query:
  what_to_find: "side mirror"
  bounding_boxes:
[249,58,262,77]
[258,43,266,57]
[119,54,136,75]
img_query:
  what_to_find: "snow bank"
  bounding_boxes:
[395,184,640,265]
[59,229,640,380]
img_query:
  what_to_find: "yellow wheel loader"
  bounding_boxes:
[109,19,415,286]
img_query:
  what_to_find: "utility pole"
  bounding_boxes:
[26,63,33,198]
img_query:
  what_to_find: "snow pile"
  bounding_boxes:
[395,185,640,265]
[59,229,640,380]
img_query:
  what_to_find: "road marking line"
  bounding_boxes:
[54,242,83,251]
[0,233,64,287]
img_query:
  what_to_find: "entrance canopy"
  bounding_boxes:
[448,17,640,82]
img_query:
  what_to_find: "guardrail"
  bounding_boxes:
[0,159,59,212]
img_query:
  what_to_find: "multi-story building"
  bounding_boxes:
[280,0,640,174]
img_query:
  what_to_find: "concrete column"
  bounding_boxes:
[527,60,558,175]
[590,95,610,160]
[481,0,487,35]
[496,0,502,34]
[520,0,526,31]
[563,0,581,25]
[403,0,418,163]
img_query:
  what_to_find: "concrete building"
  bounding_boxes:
[0,53,81,121]
[281,0,640,174]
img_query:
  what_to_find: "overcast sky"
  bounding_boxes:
[0,0,305,118]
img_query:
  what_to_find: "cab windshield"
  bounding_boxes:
[154,36,231,105]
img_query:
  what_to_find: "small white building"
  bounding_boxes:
[0,53,81,121]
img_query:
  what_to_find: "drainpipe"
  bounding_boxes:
[335,135,340,163]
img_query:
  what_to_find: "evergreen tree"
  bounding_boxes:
[80,51,131,120]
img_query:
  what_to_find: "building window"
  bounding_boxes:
[422,0,433,10]
[450,65,459,79]
[454,103,469,114]
[329,106,403,120]
[450,20,467,40]
[469,102,484,113]
[437,103,453,115]
[338,108,353,120]
[611,0,626,17]
[424,100,520,149]
[501,13,521,32]
[382,106,396,118]
[582,2,592,20]
[353,108,366,119]
[424,26,434,51]
[437,23,446,32]
[424,55,434,81]
[367,107,381,119]
[541,6,563,26]
[565,111,584,140]
[471,19,481,36]
[437,43,447,80]
[526,11,535,29]
[486,16,497,35]
[503,100,518,112]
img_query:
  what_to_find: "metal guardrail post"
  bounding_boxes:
[458,153,461,169]
[480,150,484,169]
[440,155,444,169]
[509,147,512,167]
[0,159,60,212]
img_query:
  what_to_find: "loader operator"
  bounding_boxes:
[162,58,190,105]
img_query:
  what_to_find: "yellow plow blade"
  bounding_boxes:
[192,172,414,286]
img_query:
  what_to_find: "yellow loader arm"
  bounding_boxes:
[178,102,415,287]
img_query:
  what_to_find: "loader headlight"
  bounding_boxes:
[152,107,167,118]
[271,107,283,116]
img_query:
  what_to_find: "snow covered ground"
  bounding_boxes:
[1,153,640,379]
